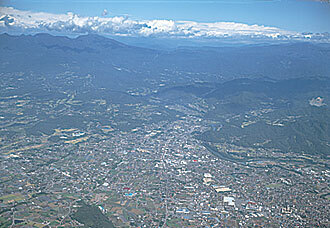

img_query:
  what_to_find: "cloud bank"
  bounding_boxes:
[0,7,328,41]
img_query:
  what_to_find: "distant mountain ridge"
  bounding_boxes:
[1,32,330,91]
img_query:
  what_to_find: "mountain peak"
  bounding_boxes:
[75,33,127,48]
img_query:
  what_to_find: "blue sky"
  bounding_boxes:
[1,0,330,33]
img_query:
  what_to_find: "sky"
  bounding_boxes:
[0,0,330,41]
[1,0,330,32]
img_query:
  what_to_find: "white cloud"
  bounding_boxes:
[102,9,108,17]
[0,6,328,41]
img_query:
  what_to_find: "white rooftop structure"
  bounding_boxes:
[204,173,212,178]
[224,196,235,206]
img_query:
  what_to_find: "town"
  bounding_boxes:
[0,70,329,227]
